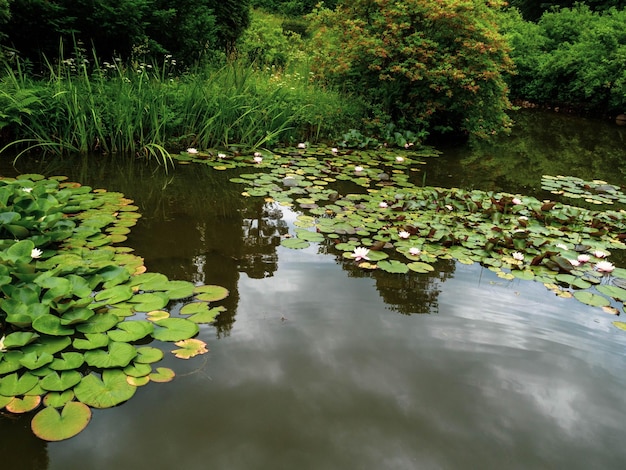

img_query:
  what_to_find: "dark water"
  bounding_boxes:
[2,110,626,469]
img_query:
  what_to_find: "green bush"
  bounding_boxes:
[503,5,626,113]
[307,0,514,140]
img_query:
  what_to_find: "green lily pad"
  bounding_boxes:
[84,342,138,369]
[6,395,41,413]
[149,367,175,383]
[0,372,39,396]
[573,291,611,307]
[188,306,226,324]
[74,370,136,408]
[407,262,435,273]
[75,313,120,334]
[40,370,82,392]
[596,285,626,301]
[1,332,39,349]
[171,339,208,359]
[43,390,75,408]
[73,333,110,350]
[123,362,152,378]
[0,351,25,374]
[281,238,309,249]
[377,260,410,274]
[19,350,54,370]
[107,320,154,342]
[134,347,164,364]
[49,352,85,371]
[128,292,169,312]
[152,318,199,342]
[32,315,75,336]
[193,285,229,302]
[164,280,195,300]
[31,402,92,441]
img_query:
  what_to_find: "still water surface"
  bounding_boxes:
[2,110,626,469]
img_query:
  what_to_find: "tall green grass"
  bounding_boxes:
[0,49,366,162]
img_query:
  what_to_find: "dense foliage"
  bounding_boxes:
[502,4,626,113]
[307,0,514,139]
[250,0,337,16]
[508,0,621,21]
[1,0,250,66]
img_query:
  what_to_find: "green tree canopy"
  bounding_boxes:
[307,0,514,139]
[1,0,250,66]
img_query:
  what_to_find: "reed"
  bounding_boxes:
[0,51,367,162]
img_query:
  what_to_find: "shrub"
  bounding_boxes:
[307,0,514,140]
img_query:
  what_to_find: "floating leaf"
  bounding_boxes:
[40,370,82,392]
[134,347,164,364]
[123,362,152,378]
[573,291,611,307]
[43,390,75,408]
[407,262,435,273]
[188,306,226,324]
[193,285,229,302]
[152,318,199,342]
[280,238,309,249]
[126,376,150,387]
[31,402,92,441]
[49,352,85,371]
[32,315,75,336]
[0,372,39,396]
[377,260,410,274]
[171,339,209,359]
[107,320,154,342]
[75,313,120,334]
[74,370,136,408]
[2,332,39,349]
[149,367,175,383]
[73,333,110,350]
[84,342,138,369]
[6,395,41,413]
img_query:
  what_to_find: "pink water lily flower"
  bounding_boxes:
[596,261,615,273]
[409,247,421,256]
[512,197,522,205]
[379,202,388,208]
[398,230,410,239]
[569,259,580,267]
[351,247,370,261]
[594,250,608,258]
[512,251,524,261]
[577,254,590,263]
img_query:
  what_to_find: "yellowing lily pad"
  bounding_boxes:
[193,285,229,302]
[171,339,209,359]
[6,395,41,413]
[149,367,175,383]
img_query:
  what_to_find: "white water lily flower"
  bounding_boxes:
[331,148,338,154]
[186,148,198,154]
[409,247,421,256]
[395,156,404,162]
[31,248,43,259]
[254,152,262,158]
[569,259,580,267]
[518,215,529,221]
[512,251,524,261]
[556,243,568,250]
[512,197,522,205]
[253,156,263,163]
[445,204,453,211]
[577,254,590,263]
[594,250,608,258]
[351,247,370,261]
[354,166,364,172]
[22,187,33,193]
[596,260,615,273]
[217,153,227,159]
[297,142,307,149]
[398,230,410,239]
[379,202,388,208]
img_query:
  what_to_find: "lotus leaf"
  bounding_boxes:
[31,402,92,441]
[152,318,199,342]
[134,347,164,364]
[6,395,41,413]
[0,372,39,396]
[74,370,136,408]
[84,342,138,368]
[73,333,110,350]
[107,320,154,342]
[193,285,229,302]
[149,367,175,383]
[40,370,82,392]
[171,339,209,359]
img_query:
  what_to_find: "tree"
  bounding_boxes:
[1,0,250,66]
[308,0,514,139]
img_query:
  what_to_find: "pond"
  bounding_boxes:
[2,109,626,469]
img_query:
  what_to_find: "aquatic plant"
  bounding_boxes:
[0,174,228,441]
[173,144,626,319]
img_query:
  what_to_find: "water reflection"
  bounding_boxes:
[2,110,626,469]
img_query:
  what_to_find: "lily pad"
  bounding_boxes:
[152,318,199,342]
[573,291,611,307]
[280,238,309,249]
[134,346,164,364]
[43,390,75,408]
[149,367,175,383]
[193,285,229,302]
[171,339,209,359]
[31,402,92,441]
[6,395,41,413]
[107,320,154,342]
[84,342,138,369]
[74,370,136,408]
[40,370,82,392]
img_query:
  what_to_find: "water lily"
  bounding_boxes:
[354,166,364,172]
[253,156,263,163]
[404,143,414,148]
[297,142,307,149]
[379,202,388,208]
[512,197,522,205]
[351,247,370,261]
[577,254,590,263]
[254,152,262,158]
[445,204,453,211]
[518,216,529,221]
[556,243,568,250]
[331,148,338,154]
[596,260,615,273]
[512,251,524,261]
[217,153,226,159]
[569,259,580,267]
[398,230,410,239]
[186,148,198,154]
[594,250,608,258]
[409,247,421,256]
[22,187,33,193]
[395,156,404,162]
[31,248,43,259]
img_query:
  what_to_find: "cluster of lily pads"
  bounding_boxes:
[175,145,626,322]
[542,174,626,206]
[0,175,228,441]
